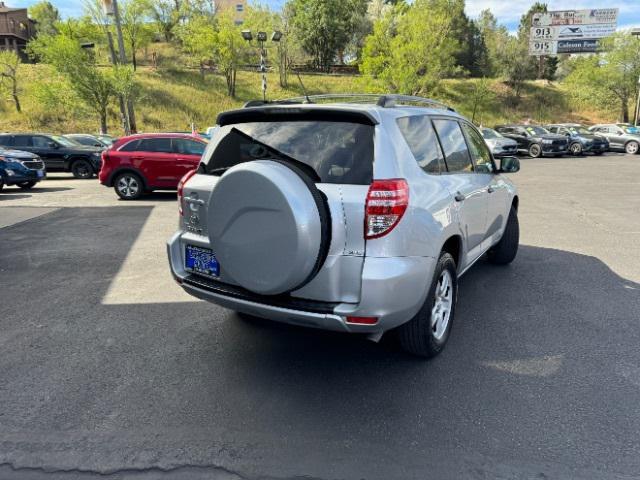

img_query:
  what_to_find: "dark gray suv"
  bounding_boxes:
[545,124,609,155]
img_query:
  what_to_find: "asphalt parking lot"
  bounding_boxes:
[1,153,640,480]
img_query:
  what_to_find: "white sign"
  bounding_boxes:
[532,9,618,27]
[530,24,617,41]
[529,40,557,56]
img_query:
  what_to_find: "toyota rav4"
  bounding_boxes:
[167,95,521,358]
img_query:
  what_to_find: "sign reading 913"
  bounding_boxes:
[531,27,554,40]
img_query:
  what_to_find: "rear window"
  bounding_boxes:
[202,121,374,185]
[396,115,444,174]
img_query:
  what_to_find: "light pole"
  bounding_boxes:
[632,29,640,126]
[241,30,282,102]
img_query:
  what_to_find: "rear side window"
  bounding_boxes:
[0,135,11,146]
[137,138,172,153]
[396,115,444,174]
[173,138,206,156]
[202,121,374,185]
[433,119,473,173]
[13,135,32,147]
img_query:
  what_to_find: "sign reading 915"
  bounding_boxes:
[529,41,558,55]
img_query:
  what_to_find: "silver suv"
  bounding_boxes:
[589,124,640,154]
[167,95,520,358]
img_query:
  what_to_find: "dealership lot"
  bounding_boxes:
[1,153,640,479]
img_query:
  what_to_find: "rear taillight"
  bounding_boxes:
[178,169,197,216]
[365,179,409,239]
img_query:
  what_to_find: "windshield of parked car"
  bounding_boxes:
[568,126,591,135]
[203,121,374,185]
[526,126,550,136]
[481,128,501,139]
[51,135,80,147]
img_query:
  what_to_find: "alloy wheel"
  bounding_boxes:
[431,270,453,341]
[116,175,140,198]
[626,142,639,155]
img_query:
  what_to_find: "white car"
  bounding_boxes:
[481,127,519,157]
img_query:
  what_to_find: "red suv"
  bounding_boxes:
[99,133,207,200]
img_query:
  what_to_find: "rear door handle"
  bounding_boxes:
[454,192,466,202]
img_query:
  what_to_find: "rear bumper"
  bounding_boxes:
[167,231,434,334]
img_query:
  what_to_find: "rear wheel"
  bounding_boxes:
[488,206,519,265]
[71,159,94,179]
[398,252,457,358]
[625,141,639,155]
[114,172,144,200]
[528,144,542,158]
[17,181,37,190]
[569,142,583,155]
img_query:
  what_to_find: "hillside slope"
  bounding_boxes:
[0,63,618,135]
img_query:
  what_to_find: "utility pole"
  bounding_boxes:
[635,75,640,127]
[110,0,137,133]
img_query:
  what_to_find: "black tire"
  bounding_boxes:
[17,181,37,190]
[528,143,542,158]
[569,142,583,156]
[397,252,457,358]
[0,178,4,192]
[71,159,94,179]
[625,141,639,155]
[488,206,519,265]
[114,172,144,200]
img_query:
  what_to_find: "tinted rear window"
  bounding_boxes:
[202,121,374,185]
[396,115,444,174]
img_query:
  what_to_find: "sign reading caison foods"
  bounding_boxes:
[529,8,618,55]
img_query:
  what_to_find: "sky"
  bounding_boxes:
[7,0,640,32]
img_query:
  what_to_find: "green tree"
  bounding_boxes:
[28,1,61,37]
[214,12,243,97]
[121,0,154,70]
[29,34,117,133]
[565,32,640,122]
[0,50,22,113]
[289,0,367,70]
[518,2,547,79]
[149,0,182,41]
[360,0,464,94]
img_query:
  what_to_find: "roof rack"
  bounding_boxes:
[242,94,455,112]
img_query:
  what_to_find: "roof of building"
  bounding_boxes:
[0,2,27,14]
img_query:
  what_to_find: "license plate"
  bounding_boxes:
[185,245,219,277]
[37,170,44,178]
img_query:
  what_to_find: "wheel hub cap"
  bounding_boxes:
[117,177,139,197]
[431,270,453,341]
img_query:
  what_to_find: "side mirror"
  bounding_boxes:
[499,156,520,173]
[48,142,58,149]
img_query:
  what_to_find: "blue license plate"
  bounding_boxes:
[185,245,219,277]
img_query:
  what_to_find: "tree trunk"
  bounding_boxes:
[99,110,108,135]
[621,96,629,123]
[11,79,20,113]
[127,99,137,133]
[132,50,137,71]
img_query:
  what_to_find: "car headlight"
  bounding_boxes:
[5,168,16,176]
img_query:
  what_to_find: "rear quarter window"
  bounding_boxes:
[201,121,374,185]
[396,115,445,174]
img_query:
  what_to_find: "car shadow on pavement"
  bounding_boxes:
[0,193,31,201]
[141,191,178,201]
[2,207,640,479]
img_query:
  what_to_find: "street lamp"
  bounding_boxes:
[241,30,282,102]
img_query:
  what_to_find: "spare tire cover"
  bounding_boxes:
[208,160,323,295]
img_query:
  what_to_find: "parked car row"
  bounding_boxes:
[480,123,640,158]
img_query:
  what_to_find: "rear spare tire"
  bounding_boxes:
[208,160,330,295]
